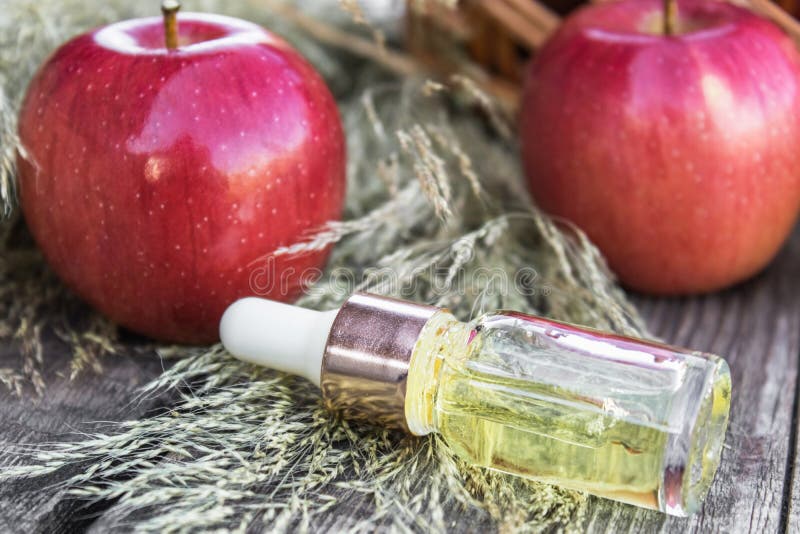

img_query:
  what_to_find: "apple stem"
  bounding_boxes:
[162,0,181,50]
[663,0,677,36]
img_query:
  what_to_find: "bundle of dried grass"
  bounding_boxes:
[2,0,647,531]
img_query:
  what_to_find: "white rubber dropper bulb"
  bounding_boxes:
[219,297,338,386]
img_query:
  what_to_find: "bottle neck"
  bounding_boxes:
[404,311,471,436]
[319,292,440,431]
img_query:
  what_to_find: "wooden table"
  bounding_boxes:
[2,231,799,533]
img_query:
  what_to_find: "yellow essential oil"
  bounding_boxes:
[406,311,731,516]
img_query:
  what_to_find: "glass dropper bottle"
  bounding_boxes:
[220,292,731,516]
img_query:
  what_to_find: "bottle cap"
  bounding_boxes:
[220,293,439,429]
[320,292,439,430]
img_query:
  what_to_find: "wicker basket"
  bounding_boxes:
[404,0,800,113]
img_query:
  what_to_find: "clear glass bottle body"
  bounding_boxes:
[405,311,731,516]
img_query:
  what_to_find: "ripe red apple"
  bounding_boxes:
[520,0,800,294]
[17,11,345,343]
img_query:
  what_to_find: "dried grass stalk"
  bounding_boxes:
[2,1,646,531]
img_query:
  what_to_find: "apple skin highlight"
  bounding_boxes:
[17,13,346,343]
[521,0,800,295]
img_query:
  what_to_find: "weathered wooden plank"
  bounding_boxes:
[279,230,800,534]
[5,229,799,533]
[583,229,800,533]
[784,235,800,532]
[0,331,168,534]
[314,230,800,533]
[270,229,800,533]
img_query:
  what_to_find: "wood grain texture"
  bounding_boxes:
[2,231,799,533]
[312,231,800,533]
[0,331,169,534]
[783,228,800,533]
[584,228,800,533]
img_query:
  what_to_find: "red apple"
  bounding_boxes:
[520,0,800,294]
[17,11,345,343]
